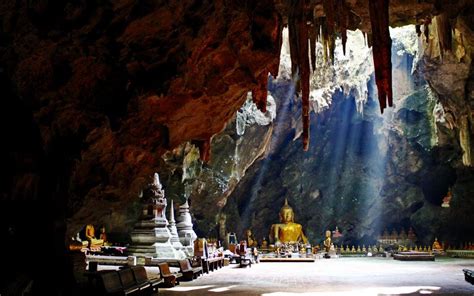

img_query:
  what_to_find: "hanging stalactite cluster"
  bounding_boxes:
[368,0,392,113]
[222,0,459,158]
[251,4,283,115]
[247,0,395,150]
[284,0,367,150]
[287,0,310,150]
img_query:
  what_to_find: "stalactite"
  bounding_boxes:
[287,0,311,150]
[460,116,473,166]
[298,10,310,151]
[309,25,317,72]
[328,34,336,64]
[321,21,329,63]
[336,0,348,55]
[323,0,335,37]
[288,15,298,81]
[415,24,422,37]
[323,0,336,63]
[436,13,452,55]
[424,17,431,42]
[288,8,299,88]
[192,139,211,163]
[367,33,373,48]
[341,27,348,55]
[369,0,392,113]
[252,73,268,113]
[269,13,283,78]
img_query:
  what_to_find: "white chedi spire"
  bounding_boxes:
[168,200,184,250]
[128,173,185,259]
[176,199,197,256]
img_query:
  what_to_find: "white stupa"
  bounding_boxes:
[128,173,185,259]
[176,199,197,256]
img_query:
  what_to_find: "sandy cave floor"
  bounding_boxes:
[152,257,474,295]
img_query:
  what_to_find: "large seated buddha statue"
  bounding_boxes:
[270,199,308,245]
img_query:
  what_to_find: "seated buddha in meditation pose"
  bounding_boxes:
[270,199,308,245]
[245,229,257,247]
[85,224,104,248]
[432,237,443,251]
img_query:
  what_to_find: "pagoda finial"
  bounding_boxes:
[169,199,175,223]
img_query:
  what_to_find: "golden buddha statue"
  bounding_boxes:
[323,230,332,252]
[432,237,443,251]
[245,229,257,247]
[261,237,268,249]
[270,199,308,245]
[85,224,104,248]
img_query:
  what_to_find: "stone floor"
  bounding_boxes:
[156,257,474,295]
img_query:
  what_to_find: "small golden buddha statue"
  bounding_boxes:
[270,199,308,245]
[323,230,332,252]
[261,237,268,249]
[85,224,104,248]
[245,229,257,247]
[441,189,452,208]
[432,237,443,251]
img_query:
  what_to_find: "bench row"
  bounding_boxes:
[89,266,162,296]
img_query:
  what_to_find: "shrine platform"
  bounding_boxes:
[446,249,474,258]
[393,251,435,261]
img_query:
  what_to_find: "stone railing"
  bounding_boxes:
[446,250,474,258]
[86,254,137,266]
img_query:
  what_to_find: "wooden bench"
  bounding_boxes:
[98,271,123,295]
[93,267,160,296]
[97,270,145,296]
[200,257,210,274]
[118,268,151,295]
[208,257,222,271]
[188,258,204,278]
[178,259,202,281]
[131,266,163,292]
[463,269,474,285]
[157,262,181,287]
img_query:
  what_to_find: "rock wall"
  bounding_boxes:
[158,94,275,239]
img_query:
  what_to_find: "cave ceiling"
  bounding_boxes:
[0,0,473,236]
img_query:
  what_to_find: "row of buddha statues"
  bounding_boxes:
[237,198,470,256]
[431,239,474,251]
[70,224,109,251]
